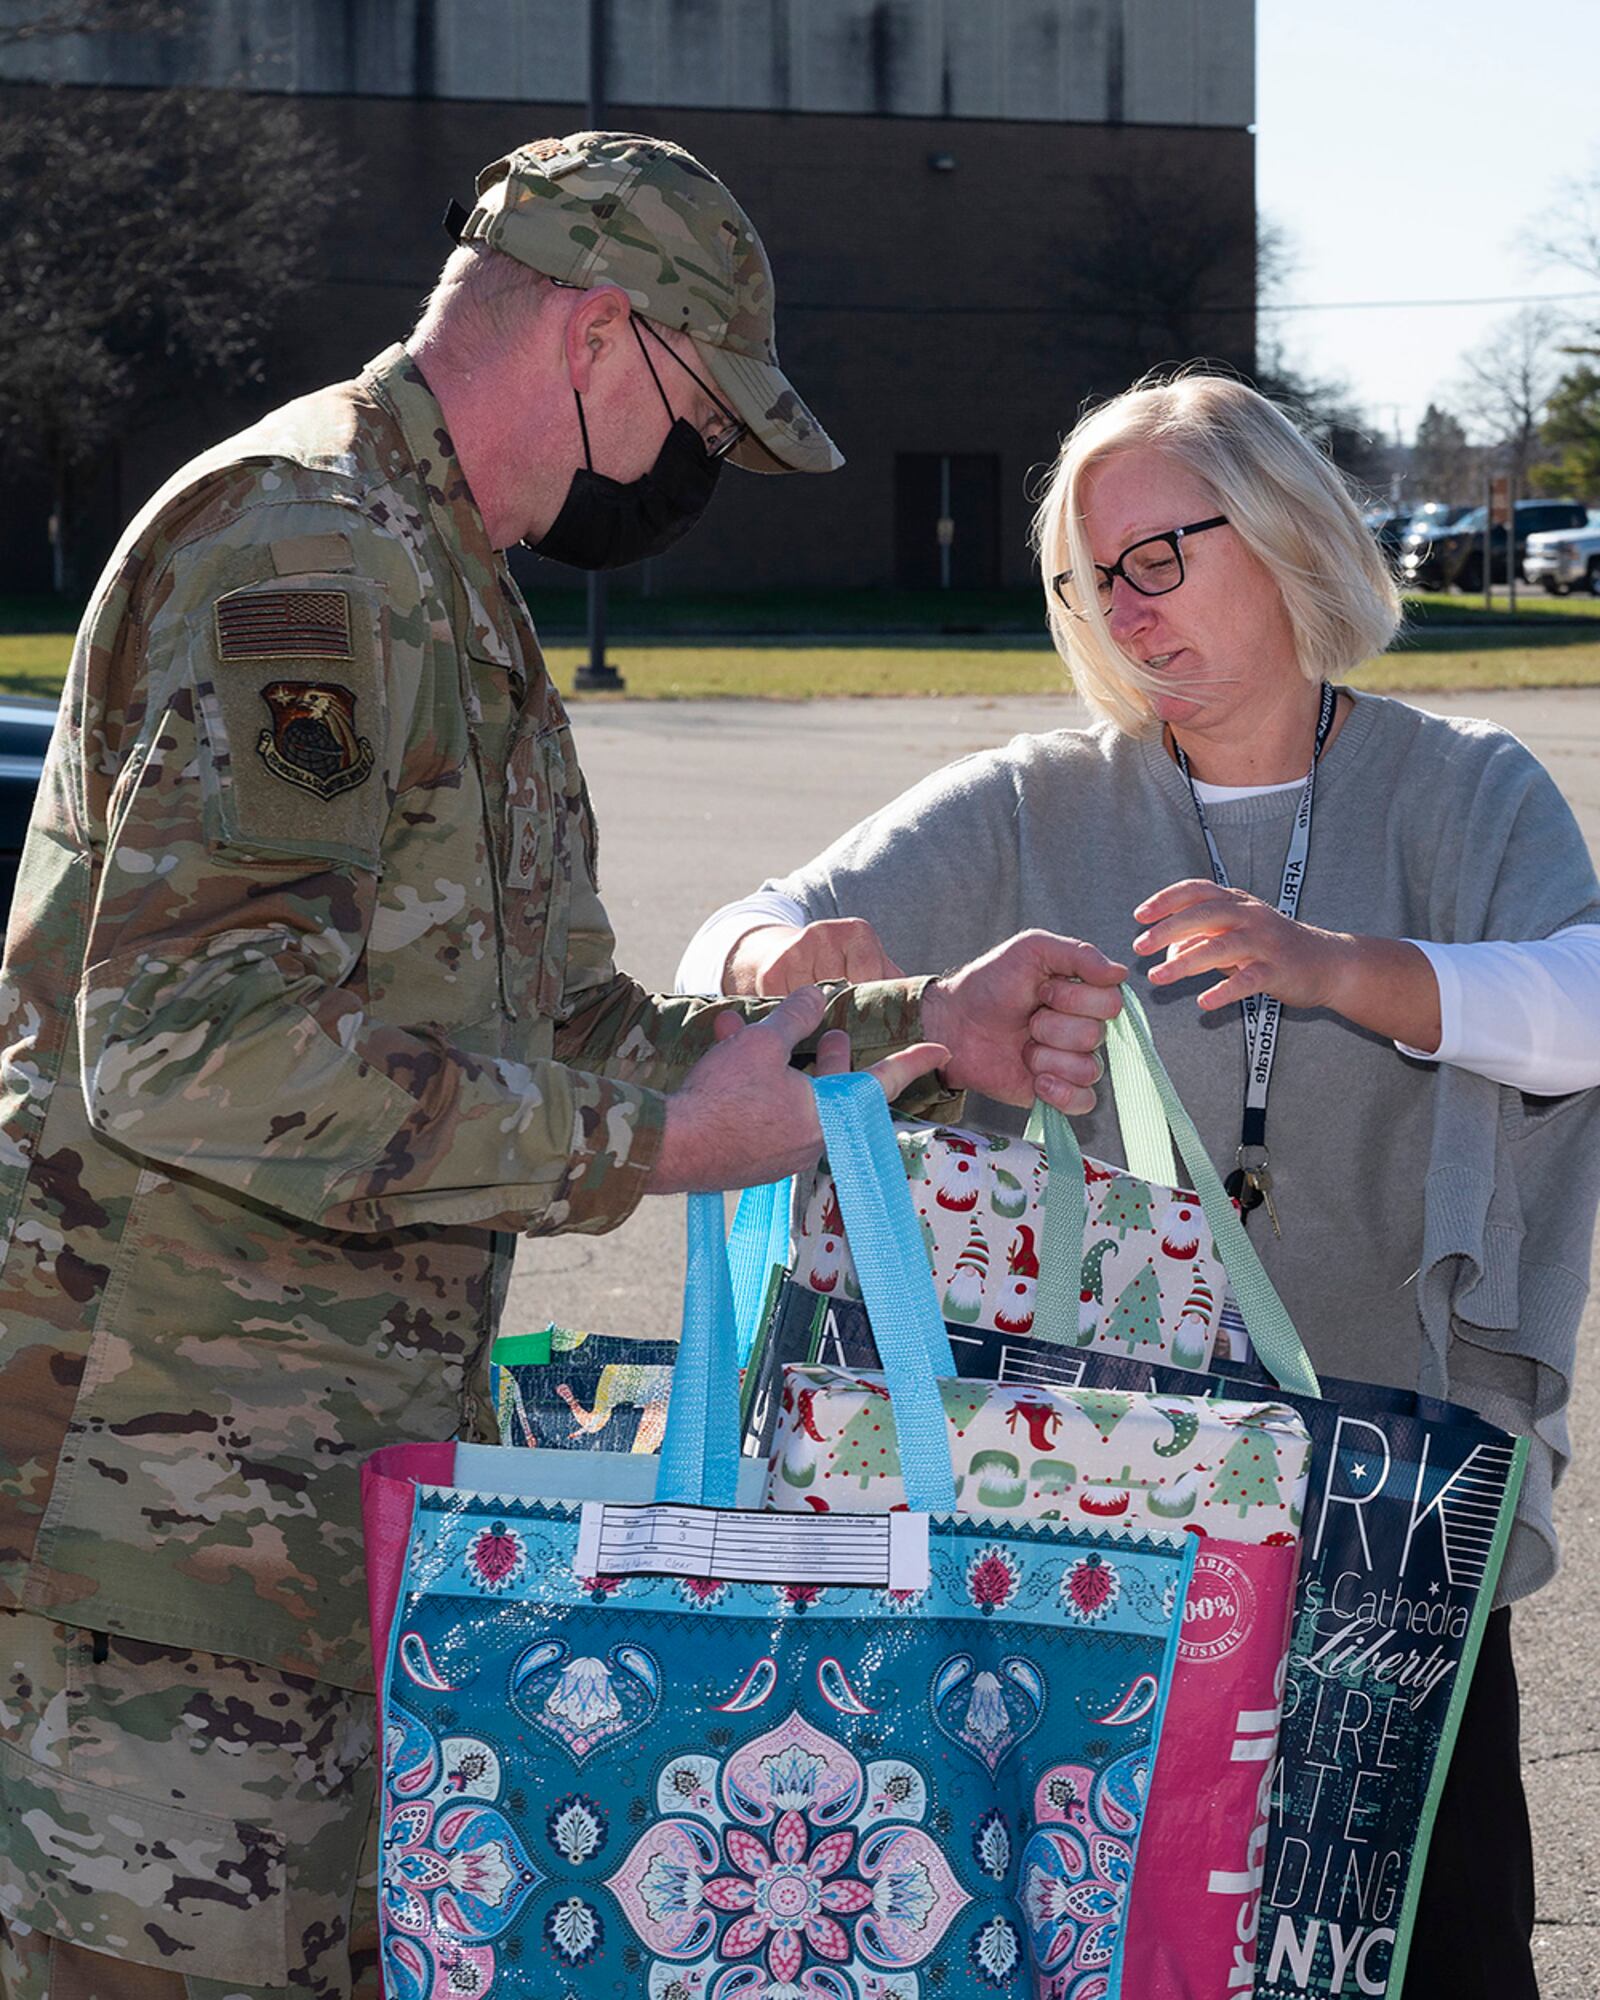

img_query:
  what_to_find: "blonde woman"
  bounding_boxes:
[679,374,1600,1995]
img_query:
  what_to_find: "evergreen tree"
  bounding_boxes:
[832,1392,900,1490]
[1097,1176,1155,1240]
[1101,1260,1164,1352]
[1211,1431,1284,1518]
[1532,365,1600,501]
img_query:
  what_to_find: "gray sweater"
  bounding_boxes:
[771,691,1600,1603]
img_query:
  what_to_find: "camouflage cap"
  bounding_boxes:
[456,132,842,475]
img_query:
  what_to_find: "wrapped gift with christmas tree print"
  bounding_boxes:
[765,1364,1311,1538]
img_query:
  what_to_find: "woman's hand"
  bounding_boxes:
[724,919,903,996]
[1131,879,1442,1050]
[1132,880,1343,1011]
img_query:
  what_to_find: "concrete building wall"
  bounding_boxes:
[0,0,1254,127]
[0,1,1256,599]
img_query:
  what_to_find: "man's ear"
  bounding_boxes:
[564,285,633,394]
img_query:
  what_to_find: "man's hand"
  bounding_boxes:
[921,932,1128,1113]
[725,919,903,996]
[648,987,948,1196]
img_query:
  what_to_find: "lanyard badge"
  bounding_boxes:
[1173,681,1337,1235]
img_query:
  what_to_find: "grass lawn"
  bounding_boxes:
[5,590,1599,703]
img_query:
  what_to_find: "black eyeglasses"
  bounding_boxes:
[547,275,749,460]
[632,317,749,461]
[1052,515,1229,617]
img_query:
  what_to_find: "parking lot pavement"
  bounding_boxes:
[508,686,1600,1989]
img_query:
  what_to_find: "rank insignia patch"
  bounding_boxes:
[257,682,375,799]
[217,588,352,659]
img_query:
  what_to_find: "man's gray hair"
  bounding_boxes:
[409,243,554,354]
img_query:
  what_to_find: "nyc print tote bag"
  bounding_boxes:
[366,1075,1197,2000]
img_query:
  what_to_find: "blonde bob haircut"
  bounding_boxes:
[1031,371,1403,737]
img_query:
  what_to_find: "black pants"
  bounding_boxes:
[1402,1607,1538,1996]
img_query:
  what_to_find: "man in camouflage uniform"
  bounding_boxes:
[0,134,1123,1998]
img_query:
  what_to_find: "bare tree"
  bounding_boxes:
[0,79,338,590]
[1411,403,1479,504]
[1450,307,1566,488]
[1251,216,1388,491]
[1533,154,1600,288]
[1067,168,1257,384]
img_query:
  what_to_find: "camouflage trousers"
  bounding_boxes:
[0,1613,380,2000]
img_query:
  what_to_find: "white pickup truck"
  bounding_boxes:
[1524,511,1600,595]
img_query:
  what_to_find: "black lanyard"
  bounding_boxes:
[1172,680,1337,1231]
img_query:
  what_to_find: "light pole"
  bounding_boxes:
[573,0,626,693]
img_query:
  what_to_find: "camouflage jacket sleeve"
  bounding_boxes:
[554,836,961,1116]
[77,497,666,1238]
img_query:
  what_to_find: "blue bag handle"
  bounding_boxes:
[656,1191,745,1508]
[811,1073,958,1512]
[658,1077,959,1513]
[1033,985,1320,1398]
[727,1175,794,1366]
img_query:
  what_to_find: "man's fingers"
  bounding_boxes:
[1027,1005,1109,1054]
[711,1008,746,1042]
[1031,1069,1098,1117]
[1036,976,1125,1021]
[1026,933,1129,987]
[812,1028,853,1077]
[1030,1045,1103,1091]
[760,983,829,1052]
[866,1041,950,1104]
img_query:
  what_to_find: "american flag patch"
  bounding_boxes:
[215,589,352,660]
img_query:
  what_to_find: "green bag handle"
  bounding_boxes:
[1024,1028,1175,1187]
[1033,986,1321,1398]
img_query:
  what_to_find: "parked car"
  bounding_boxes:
[1522,511,1600,596]
[0,697,56,930]
[1369,510,1421,561]
[1400,499,1590,591]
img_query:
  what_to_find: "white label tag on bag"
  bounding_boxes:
[576,1503,930,1591]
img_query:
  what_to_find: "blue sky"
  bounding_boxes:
[1256,1,1599,442]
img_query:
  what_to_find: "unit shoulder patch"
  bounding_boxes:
[256,681,375,799]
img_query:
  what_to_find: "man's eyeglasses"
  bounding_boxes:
[633,316,748,461]
[1052,515,1229,618]
[546,274,750,460]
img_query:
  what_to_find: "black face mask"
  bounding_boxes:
[529,321,724,571]
[530,415,720,571]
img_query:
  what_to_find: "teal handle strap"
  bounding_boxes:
[1024,1043,1173,1188]
[1105,1011,1178,1186]
[657,1192,743,1506]
[1118,990,1320,1394]
[1033,1101,1087,1345]
[727,1176,793,1366]
[1033,988,1319,1397]
[813,1073,958,1513]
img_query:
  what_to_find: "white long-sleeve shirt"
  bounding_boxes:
[677,769,1600,1097]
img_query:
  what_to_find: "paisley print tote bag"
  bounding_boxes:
[364,1075,1197,2000]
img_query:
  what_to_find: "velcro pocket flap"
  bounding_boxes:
[0,1733,291,1983]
